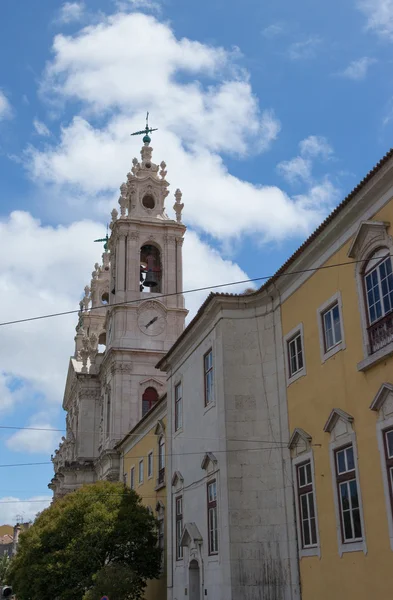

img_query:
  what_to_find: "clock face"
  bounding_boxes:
[138,308,166,336]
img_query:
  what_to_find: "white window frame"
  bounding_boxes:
[292,450,320,558]
[147,450,153,479]
[284,323,306,385]
[130,466,135,490]
[329,431,367,556]
[138,459,144,485]
[207,479,219,555]
[175,495,184,560]
[174,381,183,432]
[317,291,346,363]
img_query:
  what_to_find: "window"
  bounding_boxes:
[335,445,362,543]
[364,251,393,353]
[204,349,214,406]
[175,496,183,560]
[158,436,165,484]
[207,480,218,554]
[148,451,153,478]
[130,466,135,490]
[288,333,304,377]
[175,382,182,431]
[142,387,159,417]
[106,393,111,438]
[138,459,144,484]
[322,303,342,352]
[383,428,393,517]
[296,461,317,548]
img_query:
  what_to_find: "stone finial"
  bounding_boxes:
[76,300,84,332]
[83,286,90,310]
[160,161,167,180]
[131,157,139,176]
[102,251,110,271]
[141,144,153,165]
[80,335,90,373]
[110,208,118,227]
[173,188,184,223]
[88,333,98,367]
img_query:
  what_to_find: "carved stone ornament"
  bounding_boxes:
[173,188,184,223]
[164,234,176,246]
[110,362,133,375]
[130,231,140,241]
[159,161,167,179]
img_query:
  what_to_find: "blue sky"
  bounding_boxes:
[0,0,392,522]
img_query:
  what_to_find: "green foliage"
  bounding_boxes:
[8,481,161,600]
[0,553,11,585]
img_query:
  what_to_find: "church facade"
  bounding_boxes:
[49,136,187,497]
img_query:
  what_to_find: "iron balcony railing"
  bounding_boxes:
[158,467,165,485]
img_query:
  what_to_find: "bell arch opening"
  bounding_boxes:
[140,244,162,293]
[142,387,159,417]
[142,194,155,209]
[98,331,106,353]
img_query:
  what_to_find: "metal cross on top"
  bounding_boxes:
[94,224,109,251]
[130,112,158,144]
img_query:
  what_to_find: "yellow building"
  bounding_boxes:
[0,526,13,538]
[116,395,167,600]
[277,149,393,598]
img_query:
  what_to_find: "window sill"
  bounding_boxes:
[203,402,216,415]
[148,474,153,480]
[155,481,166,491]
[299,546,320,559]
[357,341,393,372]
[339,540,367,557]
[287,367,306,387]
[321,341,345,364]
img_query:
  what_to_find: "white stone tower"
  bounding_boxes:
[49,130,187,495]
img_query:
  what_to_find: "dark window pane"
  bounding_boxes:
[349,479,359,509]
[306,462,312,484]
[346,446,354,471]
[386,431,393,458]
[296,335,302,354]
[310,517,317,545]
[308,493,315,518]
[376,300,382,319]
[340,482,350,510]
[353,508,362,539]
[298,465,305,487]
[380,261,387,279]
[303,519,310,546]
[337,451,346,473]
[343,510,353,540]
[366,274,372,291]
[387,258,393,275]
[298,349,303,370]
[301,494,309,519]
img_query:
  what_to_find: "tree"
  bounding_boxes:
[0,554,10,586]
[8,481,162,600]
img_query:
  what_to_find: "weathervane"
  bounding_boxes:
[94,224,109,251]
[130,112,158,144]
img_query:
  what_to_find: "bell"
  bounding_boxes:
[143,270,158,288]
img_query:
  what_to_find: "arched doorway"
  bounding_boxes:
[142,387,159,417]
[189,560,201,600]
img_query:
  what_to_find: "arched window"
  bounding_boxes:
[142,387,159,417]
[140,244,162,293]
[364,249,393,353]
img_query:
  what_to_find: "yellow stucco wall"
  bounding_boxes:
[122,415,167,600]
[282,201,393,599]
[0,526,13,537]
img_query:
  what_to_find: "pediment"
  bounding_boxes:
[171,471,184,487]
[154,419,165,436]
[324,408,354,433]
[370,383,393,411]
[180,522,203,547]
[348,221,390,259]
[139,377,164,388]
[288,428,312,450]
[156,500,165,513]
[201,452,218,471]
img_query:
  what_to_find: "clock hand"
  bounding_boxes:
[145,316,158,329]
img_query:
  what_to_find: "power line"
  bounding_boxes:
[0,255,385,328]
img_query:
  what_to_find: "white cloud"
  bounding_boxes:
[262,24,284,38]
[356,0,393,39]
[57,2,85,24]
[338,57,376,80]
[277,135,334,185]
[299,135,333,159]
[0,91,11,121]
[6,422,62,455]
[0,496,51,525]
[0,374,14,413]
[288,36,321,60]
[118,0,161,13]
[33,119,51,137]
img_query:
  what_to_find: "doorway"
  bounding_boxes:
[189,560,201,600]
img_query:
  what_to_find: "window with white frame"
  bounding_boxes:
[335,445,363,543]
[204,349,214,406]
[158,436,165,485]
[383,428,393,517]
[138,459,144,484]
[288,332,304,377]
[130,466,135,490]
[148,451,153,478]
[322,302,342,352]
[296,460,318,548]
[207,480,218,554]
[364,250,393,354]
[175,496,183,560]
[175,382,182,431]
